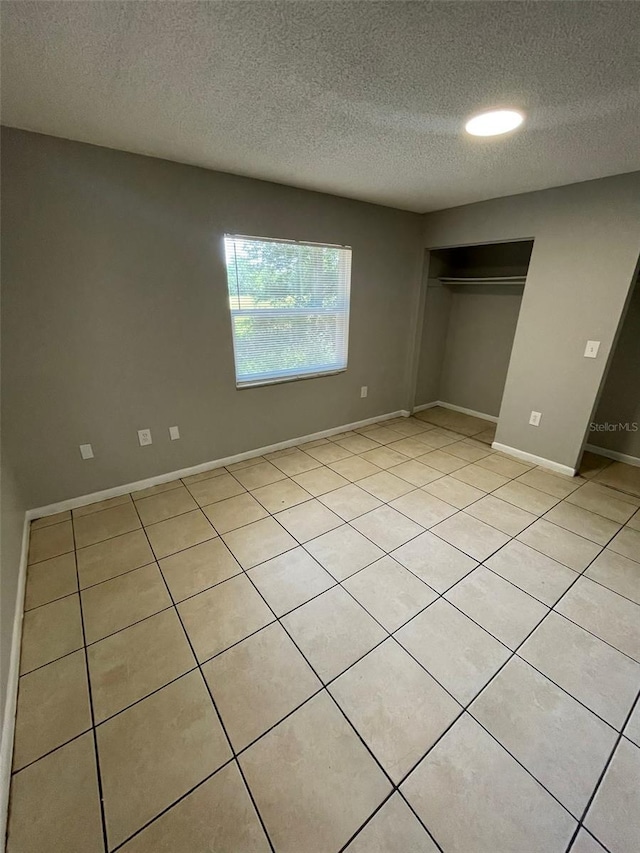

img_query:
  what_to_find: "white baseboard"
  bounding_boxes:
[585,444,640,468]
[492,441,577,477]
[412,400,498,424]
[28,409,410,520]
[0,515,29,846]
[437,401,498,424]
[412,401,439,413]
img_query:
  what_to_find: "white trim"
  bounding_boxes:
[0,515,29,845]
[412,400,498,423]
[225,233,351,250]
[28,409,411,520]
[585,443,640,468]
[434,401,498,423]
[412,401,439,413]
[492,441,577,477]
[237,367,346,390]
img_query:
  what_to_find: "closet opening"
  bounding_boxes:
[414,239,534,440]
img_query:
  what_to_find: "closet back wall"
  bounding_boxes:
[1,129,422,508]
[438,283,524,418]
[414,280,450,406]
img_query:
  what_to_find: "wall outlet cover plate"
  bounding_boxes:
[138,429,152,446]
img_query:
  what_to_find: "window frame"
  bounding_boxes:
[224,233,352,389]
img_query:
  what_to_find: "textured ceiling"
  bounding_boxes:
[2,1,640,212]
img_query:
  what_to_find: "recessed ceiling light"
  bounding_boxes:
[465,109,524,137]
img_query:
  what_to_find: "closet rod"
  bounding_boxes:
[438,275,527,285]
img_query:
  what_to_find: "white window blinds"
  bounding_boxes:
[224,235,352,387]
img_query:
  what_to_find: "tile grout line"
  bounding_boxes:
[16,417,640,850]
[458,518,636,833]
[10,726,93,777]
[20,538,602,852]
[568,826,615,853]
[190,462,631,590]
[26,506,638,623]
[22,521,628,763]
[217,489,595,847]
[334,788,398,853]
[69,513,110,853]
[107,756,238,853]
[23,452,636,844]
[314,490,600,845]
[323,496,637,837]
[21,434,640,684]
[563,687,640,853]
[151,478,451,850]
[123,496,278,853]
[338,580,574,818]
[21,431,640,698]
[226,515,449,853]
[385,567,629,735]
[394,552,640,718]
[30,473,632,569]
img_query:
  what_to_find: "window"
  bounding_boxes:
[224,235,352,387]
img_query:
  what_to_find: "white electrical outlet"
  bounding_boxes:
[360,386,368,398]
[529,411,542,427]
[584,340,600,358]
[138,429,152,446]
[79,443,94,460]
[169,426,180,441]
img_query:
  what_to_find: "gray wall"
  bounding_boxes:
[415,281,451,405]
[438,284,524,418]
[589,277,640,459]
[1,234,27,741]
[1,128,422,508]
[423,173,640,469]
[0,461,25,736]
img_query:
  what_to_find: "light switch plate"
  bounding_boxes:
[360,386,368,398]
[584,340,600,358]
[529,411,542,427]
[169,426,180,440]
[79,443,94,460]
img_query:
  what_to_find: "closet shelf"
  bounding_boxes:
[439,275,527,285]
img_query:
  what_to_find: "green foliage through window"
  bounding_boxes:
[224,235,351,385]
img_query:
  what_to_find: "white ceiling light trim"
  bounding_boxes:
[465,109,525,137]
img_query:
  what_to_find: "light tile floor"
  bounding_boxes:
[7,408,640,853]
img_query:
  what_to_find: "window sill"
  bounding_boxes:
[236,369,347,390]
